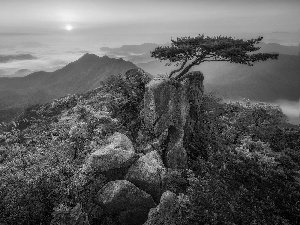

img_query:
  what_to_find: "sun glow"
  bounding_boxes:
[65,25,73,31]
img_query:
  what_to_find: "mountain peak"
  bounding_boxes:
[77,54,116,63]
[79,53,100,61]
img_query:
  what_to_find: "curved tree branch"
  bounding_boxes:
[169,57,188,78]
[202,59,231,62]
[175,57,203,81]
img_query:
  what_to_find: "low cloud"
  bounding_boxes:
[0,48,104,77]
[274,99,299,125]
[0,54,36,63]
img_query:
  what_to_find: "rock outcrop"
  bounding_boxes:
[143,78,189,169]
[96,180,156,225]
[84,132,171,224]
[143,191,181,225]
[183,71,206,159]
[86,132,138,173]
[125,150,166,202]
[143,71,204,169]
[81,71,204,224]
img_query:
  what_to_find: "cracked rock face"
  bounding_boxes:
[143,79,189,136]
[143,190,180,225]
[143,72,204,170]
[86,132,137,173]
[143,78,189,169]
[125,150,166,202]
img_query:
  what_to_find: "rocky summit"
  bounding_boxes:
[1,64,299,225]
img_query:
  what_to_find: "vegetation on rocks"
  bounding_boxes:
[0,39,299,224]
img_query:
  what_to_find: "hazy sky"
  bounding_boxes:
[1,0,300,35]
[0,0,299,124]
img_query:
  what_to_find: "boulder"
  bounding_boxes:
[143,78,189,169]
[125,150,166,202]
[143,191,180,225]
[96,180,156,214]
[86,132,138,173]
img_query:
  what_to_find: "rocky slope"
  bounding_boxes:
[0,68,191,225]
[1,68,299,225]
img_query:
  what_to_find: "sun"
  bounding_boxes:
[65,25,73,31]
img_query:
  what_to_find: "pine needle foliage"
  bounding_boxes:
[151,35,278,81]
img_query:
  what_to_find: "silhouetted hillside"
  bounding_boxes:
[0,68,299,225]
[0,54,137,123]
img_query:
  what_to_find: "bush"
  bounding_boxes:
[0,87,115,224]
[180,97,300,225]
[182,138,300,224]
[102,68,151,142]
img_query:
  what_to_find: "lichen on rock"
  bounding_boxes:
[143,191,184,225]
[143,78,189,169]
[86,132,138,173]
[125,150,166,202]
[143,72,204,170]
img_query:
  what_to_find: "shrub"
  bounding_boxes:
[180,97,300,225]
[102,68,151,142]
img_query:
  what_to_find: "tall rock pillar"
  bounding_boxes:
[143,71,204,169]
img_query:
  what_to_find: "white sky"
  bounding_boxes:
[0,0,299,35]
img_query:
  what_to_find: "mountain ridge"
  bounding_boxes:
[0,54,138,122]
[100,43,159,54]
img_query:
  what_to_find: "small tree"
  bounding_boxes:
[151,34,278,81]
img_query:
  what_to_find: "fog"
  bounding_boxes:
[275,99,299,125]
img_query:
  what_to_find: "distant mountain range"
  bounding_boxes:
[1,42,299,124]
[100,43,159,55]
[0,54,137,122]
[103,42,300,100]
[106,42,299,124]
[258,42,299,56]
[100,43,168,64]
[120,43,299,102]
[135,54,300,102]
[101,42,299,64]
